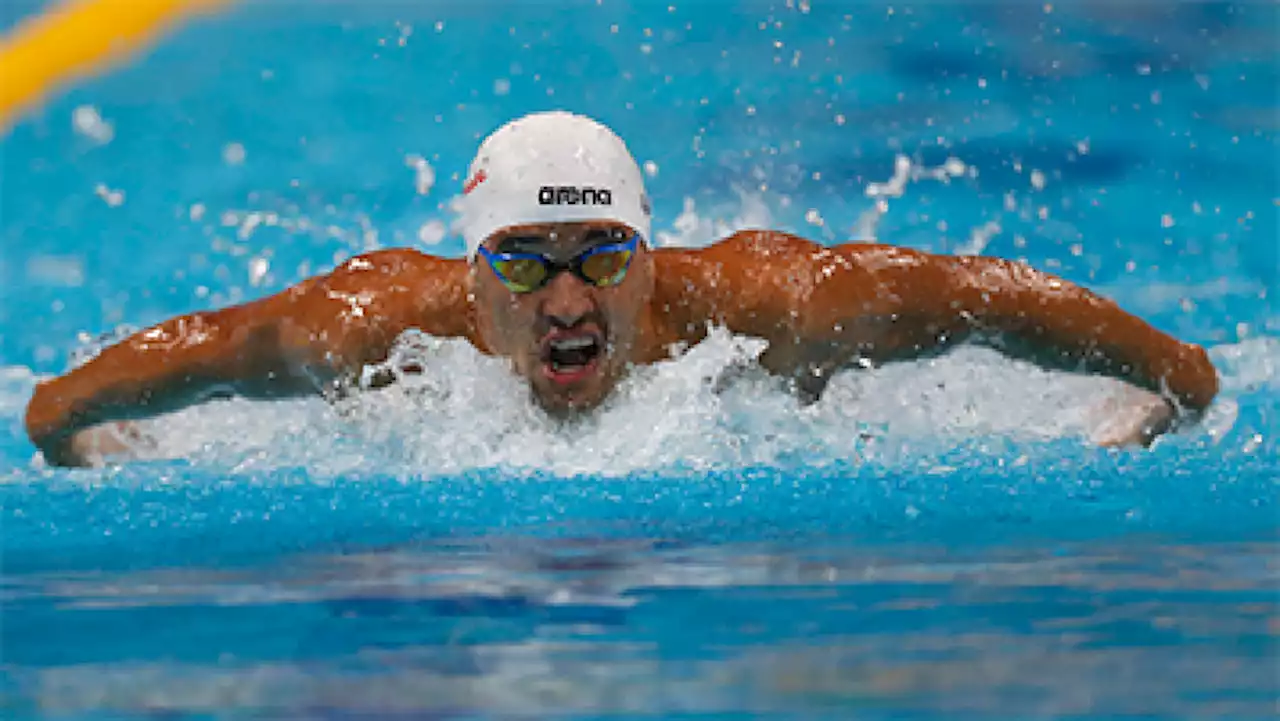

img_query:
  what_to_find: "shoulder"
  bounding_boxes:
[652,229,929,272]
[284,248,472,343]
[314,248,468,298]
[293,247,468,316]
[652,230,820,263]
[647,231,959,318]
[328,248,462,280]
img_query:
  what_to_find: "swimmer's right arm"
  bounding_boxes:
[25,250,472,466]
[25,299,308,466]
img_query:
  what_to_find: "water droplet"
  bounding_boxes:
[222,142,246,166]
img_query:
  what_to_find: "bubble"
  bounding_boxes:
[94,183,125,207]
[223,143,247,166]
[248,257,270,287]
[404,155,435,195]
[72,105,114,144]
[417,220,447,245]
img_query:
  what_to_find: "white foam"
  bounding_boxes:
[1211,337,1280,393]
[7,323,1271,477]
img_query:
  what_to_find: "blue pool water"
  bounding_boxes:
[1,1,1277,717]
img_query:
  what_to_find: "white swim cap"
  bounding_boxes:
[456,111,652,259]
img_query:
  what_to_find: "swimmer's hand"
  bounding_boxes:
[27,372,156,467]
[26,380,81,466]
[50,422,155,467]
[1089,388,1180,448]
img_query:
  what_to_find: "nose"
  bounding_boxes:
[539,269,596,327]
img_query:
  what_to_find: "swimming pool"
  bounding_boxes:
[2,1,1277,717]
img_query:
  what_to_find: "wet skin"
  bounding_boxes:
[470,222,654,416]
[26,226,1219,466]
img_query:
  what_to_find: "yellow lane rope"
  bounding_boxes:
[0,0,235,131]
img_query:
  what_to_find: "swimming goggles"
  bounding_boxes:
[477,233,641,294]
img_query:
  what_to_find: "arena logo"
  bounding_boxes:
[538,186,613,206]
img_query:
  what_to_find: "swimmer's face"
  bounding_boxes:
[471,221,654,415]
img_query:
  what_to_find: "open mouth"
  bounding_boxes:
[540,331,604,384]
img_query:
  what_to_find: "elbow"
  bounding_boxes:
[25,378,81,466]
[25,378,66,447]
[1171,342,1219,413]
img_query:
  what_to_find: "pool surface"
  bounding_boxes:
[1,1,1277,718]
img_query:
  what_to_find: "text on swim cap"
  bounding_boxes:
[538,186,613,206]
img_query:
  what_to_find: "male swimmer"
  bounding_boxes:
[25,111,1218,467]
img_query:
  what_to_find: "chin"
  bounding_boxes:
[530,373,613,417]
[532,385,606,418]
[523,348,617,415]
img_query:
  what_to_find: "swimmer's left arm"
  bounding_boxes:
[931,253,1216,415]
[656,232,1214,443]
[797,243,1218,421]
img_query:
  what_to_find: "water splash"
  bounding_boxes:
[854,154,971,241]
[9,149,1274,478]
[8,326,1269,478]
[654,189,774,248]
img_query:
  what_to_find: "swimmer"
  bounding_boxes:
[25,111,1219,467]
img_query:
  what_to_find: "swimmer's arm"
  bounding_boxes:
[802,246,1218,416]
[667,233,1213,444]
[25,295,320,466]
[25,250,471,466]
[932,253,1216,415]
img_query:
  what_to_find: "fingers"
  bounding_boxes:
[58,422,154,467]
[1089,386,1177,448]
